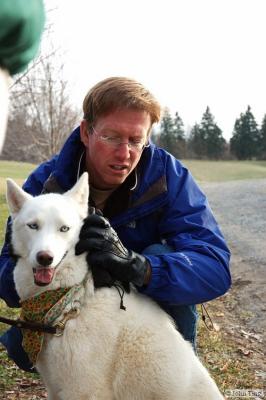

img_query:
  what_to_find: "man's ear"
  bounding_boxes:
[80,120,90,147]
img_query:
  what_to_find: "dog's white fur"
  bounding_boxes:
[7,173,224,400]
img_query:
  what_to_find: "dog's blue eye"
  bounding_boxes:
[27,223,38,230]
[60,225,70,232]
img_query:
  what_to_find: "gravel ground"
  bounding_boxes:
[201,178,266,337]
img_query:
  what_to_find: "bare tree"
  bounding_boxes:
[2,55,80,163]
[1,9,81,163]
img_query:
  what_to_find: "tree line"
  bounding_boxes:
[153,106,266,160]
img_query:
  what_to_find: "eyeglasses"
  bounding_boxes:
[91,127,149,152]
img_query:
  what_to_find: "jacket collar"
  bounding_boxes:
[50,126,85,192]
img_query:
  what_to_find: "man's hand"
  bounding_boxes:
[75,214,150,287]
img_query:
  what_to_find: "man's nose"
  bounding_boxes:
[114,142,131,158]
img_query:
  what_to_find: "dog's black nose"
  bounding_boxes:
[36,251,54,266]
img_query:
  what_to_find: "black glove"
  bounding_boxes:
[75,214,149,287]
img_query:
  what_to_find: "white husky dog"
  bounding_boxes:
[6,173,224,400]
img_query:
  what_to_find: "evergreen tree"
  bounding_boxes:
[188,107,225,159]
[200,107,225,159]
[259,114,266,159]
[230,106,260,160]
[173,112,186,158]
[188,123,206,158]
[173,112,185,140]
[158,108,179,157]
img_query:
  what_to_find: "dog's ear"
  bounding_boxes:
[6,179,32,217]
[65,172,89,217]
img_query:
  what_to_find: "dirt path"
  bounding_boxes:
[202,179,266,381]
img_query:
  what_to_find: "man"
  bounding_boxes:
[0,77,231,371]
[0,0,45,152]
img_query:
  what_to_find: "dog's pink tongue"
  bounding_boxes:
[34,268,54,284]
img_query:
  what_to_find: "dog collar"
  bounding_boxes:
[20,284,83,364]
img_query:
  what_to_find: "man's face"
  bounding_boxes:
[80,108,151,190]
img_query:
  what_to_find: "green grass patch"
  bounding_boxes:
[0,160,36,195]
[0,160,36,180]
[0,161,35,243]
[182,160,266,182]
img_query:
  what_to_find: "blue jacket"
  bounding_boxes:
[0,126,231,308]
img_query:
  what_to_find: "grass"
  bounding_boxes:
[197,320,263,394]
[0,160,36,180]
[0,161,35,243]
[182,159,266,182]
[0,159,265,397]
[0,301,40,397]
[0,160,36,196]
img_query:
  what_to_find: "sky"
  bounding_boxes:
[45,0,266,140]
